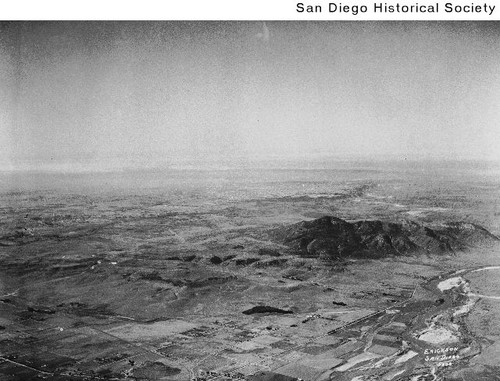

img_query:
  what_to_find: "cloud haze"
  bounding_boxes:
[1,22,499,171]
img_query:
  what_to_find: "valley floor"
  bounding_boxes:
[1,165,499,380]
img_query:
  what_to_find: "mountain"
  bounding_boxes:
[273,216,498,260]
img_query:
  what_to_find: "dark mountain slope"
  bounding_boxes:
[273,216,498,260]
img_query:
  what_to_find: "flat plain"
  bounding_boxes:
[1,160,499,380]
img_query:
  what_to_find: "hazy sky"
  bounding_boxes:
[1,21,499,171]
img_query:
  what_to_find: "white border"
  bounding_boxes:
[2,0,500,21]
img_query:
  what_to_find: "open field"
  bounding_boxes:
[1,160,500,380]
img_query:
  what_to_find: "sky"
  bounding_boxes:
[0,21,499,171]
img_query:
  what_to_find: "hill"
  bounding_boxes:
[273,216,498,260]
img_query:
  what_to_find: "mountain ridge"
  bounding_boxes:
[273,216,498,260]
